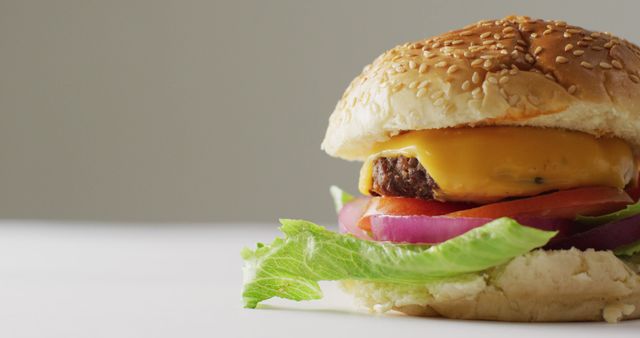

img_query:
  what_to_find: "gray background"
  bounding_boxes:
[1,0,639,223]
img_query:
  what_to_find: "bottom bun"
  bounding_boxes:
[340,249,640,322]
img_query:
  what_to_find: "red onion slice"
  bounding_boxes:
[369,215,574,244]
[338,197,372,240]
[545,213,640,251]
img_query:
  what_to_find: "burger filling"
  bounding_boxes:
[243,126,640,312]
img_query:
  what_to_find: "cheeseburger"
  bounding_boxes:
[242,16,640,322]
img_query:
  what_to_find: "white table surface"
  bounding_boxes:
[0,221,638,338]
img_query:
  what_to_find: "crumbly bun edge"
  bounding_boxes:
[341,248,640,322]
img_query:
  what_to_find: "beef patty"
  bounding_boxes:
[370,156,438,199]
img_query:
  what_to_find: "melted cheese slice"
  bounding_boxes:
[359,127,636,202]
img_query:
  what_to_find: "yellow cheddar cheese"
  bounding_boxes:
[359,127,636,202]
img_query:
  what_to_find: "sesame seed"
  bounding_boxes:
[487,76,498,84]
[580,61,594,69]
[460,30,473,36]
[564,44,574,51]
[452,39,464,45]
[483,59,492,68]
[434,98,445,106]
[409,60,417,69]
[480,32,492,39]
[583,36,593,41]
[500,49,509,55]
[612,60,623,69]
[564,32,572,38]
[556,56,569,64]
[432,91,444,99]
[435,61,448,68]
[573,50,585,56]
[503,26,515,33]
[591,46,604,51]
[534,46,543,55]
[528,94,541,105]
[500,69,509,76]
[591,32,601,38]
[525,54,535,64]
[630,74,640,83]
[432,42,442,48]
[416,88,427,98]
[545,73,555,81]
[461,80,471,90]
[599,62,612,69]
[447,65,459,74]
[471,59,484,67]
[508,95,520,106]
[408,81,419,89]
[418,63,428,73]
[392,82,404,92]
[503,33,516,39]
[543,29,553,35]
[568,85,577,94]
[509,67,519,75]
[567,28,582,34]
[496,42,505,49]
[418,80,429,88]
[482,40,495,45]
[499,76,509,84]
[493,33,501,40]
[577,41,589,47]
[472,71,480,84]
[516,39,527,46]
[604,41,614,48]
[530,33,538,38]
[472,87,482,98]
[440,46,454,54]
[424,51,437,59]
[515,45,525,52]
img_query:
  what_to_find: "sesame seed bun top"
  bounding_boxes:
[321,15,640,161]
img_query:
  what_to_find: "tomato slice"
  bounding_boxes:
[446,187,632,219]
[357,197,474,230]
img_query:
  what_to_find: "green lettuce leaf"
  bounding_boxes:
[614,239,640,256]
[241,218,556,308]
[576,200,640,226]
[329,185,355,214]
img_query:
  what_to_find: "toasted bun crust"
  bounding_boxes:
[322,16,640,160]
[341,249,640,322]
